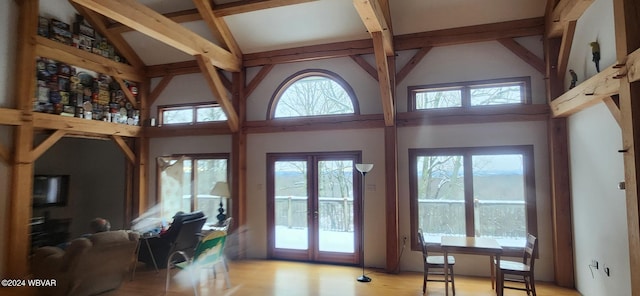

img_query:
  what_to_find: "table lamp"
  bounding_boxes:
[211,181,230,225]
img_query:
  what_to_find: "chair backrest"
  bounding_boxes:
[522,233,537,270]
[170,216,207,257]
[193,230,228,267]
[417,229,428,260]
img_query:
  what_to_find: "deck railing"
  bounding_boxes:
[274,196,526,239]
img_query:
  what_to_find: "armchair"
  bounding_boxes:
[30,230,139,296]
[138,211,206,268]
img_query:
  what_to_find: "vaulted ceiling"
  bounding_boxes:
[76,0,546,66]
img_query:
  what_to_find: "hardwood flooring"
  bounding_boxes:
[112,260,580,296]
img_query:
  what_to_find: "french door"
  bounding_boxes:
[267,152,361,264]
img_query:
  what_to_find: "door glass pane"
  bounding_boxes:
[181,160,193,213]
[274,161,308,250]
[416,155,465,243]
[317,160,354,253]
[195,159,228,223]
[473,154,526,247]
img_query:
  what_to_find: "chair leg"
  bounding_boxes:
[221,258,232,289]
[165,264,172,292]
[530,274,537,296]
[450,266,456,296]
[422,266,428,294]
[498,269,504,296]
[188,265,199,296]
[524,275,531,296]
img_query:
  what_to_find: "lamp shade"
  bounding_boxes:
[211,181,230,198]
[355,163,374,174]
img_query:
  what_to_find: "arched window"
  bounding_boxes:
[268,69,359,119]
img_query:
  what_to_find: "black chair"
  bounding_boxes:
[138,211,206,268]
[417,229,456,295]
[168,216,208,262]
[497,233,538,296]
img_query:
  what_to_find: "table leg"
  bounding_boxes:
[495,254,501,296]
[490,255,495,289]
[131,239,142,280]
[444,249,449,296]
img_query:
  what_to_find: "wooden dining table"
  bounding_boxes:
[441,236,503,296]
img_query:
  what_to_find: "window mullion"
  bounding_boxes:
[463,151,475,237]
[462,86,471,108]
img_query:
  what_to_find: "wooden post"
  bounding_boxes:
[384,54,399,273]
[5,0,38,277]
[232,70,247,258]
[613,0,640,294]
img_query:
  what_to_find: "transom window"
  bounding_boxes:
[268,69,359,119]
[409,145,537,255]
[158,102,227,125]
[408,77,531,111]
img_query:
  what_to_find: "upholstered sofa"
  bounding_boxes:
[30,230,139,296]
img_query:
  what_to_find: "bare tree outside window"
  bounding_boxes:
[275,76,355,118]
[410,77,530,111]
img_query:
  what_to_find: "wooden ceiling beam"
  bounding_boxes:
[35,36,145,82]
[71,0,241,72]
[0,142,9,164]
[0,108,22,125]
[30,130,66,162]
[243,18,543,67]
[546,0,595,38]
[148,74,175,106]
[550,64,621,117]
[146,17,544,71]
[372,31,394,126]
[69,2,145,70]
[195,55,239,132]
[108,0,317,33]
[557,20,577,79]
[192,0,242,58]
[497,38,545,74]
[350,55,378,80]
[396,47,431,84]
[32,113,141,137]
[396,17,544,51]
[111,135,135,163]
[146,60,200,77]
[108,9,201,34]
[213,0,317,17]
[245,64,274,97]
[353,0,394,56]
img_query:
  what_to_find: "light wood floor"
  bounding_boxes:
[111,260,580,296]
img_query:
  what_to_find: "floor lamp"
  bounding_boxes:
[355,163,373,283]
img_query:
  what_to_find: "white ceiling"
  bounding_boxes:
[121,0,546,66]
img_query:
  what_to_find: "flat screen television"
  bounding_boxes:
[33,175,69,207]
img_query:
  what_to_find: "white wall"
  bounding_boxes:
[0,0,18,277]
[569,104,629,295]
[566,0,631,295]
